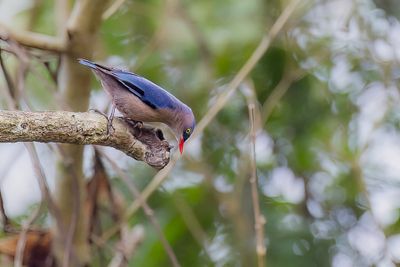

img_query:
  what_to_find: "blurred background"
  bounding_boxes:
[1,0,400,266]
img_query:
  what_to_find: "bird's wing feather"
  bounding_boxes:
[79,59,177,110]
[109,72,146,102]
[111,70,176,110]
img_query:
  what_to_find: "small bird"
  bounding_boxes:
[79,59,195,154]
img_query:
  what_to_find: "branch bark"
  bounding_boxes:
[0,110,171,169]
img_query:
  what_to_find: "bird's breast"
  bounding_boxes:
[113,90,163,122]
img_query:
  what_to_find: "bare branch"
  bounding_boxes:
[102,0,127,20]
[107,225,144,267]
[261,68,305,124]
[0,188,10,232]
[0,111,171,169]
[248,104,266,267]
[0,23,65,53]
[14,201,45,267]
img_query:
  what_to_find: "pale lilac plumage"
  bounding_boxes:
[79,59,195,153]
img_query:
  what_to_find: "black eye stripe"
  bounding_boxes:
[183,128,192,141]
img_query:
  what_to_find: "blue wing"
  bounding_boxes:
[112,71,177,110]
[79,59,177,110]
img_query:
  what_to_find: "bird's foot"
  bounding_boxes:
[121,118,143,128]
[120,118,143,137]
[89,108,115,135]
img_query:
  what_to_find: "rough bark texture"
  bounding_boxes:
[0,110,171,169]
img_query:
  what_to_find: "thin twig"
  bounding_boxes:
[102,0,127,20]
[107,225,145,267]
[24,144,64,231]
[99,151,182,267]
[126,154,179,215]
[172,193,212,262]
[261,68,305,124]
[0,188,10,232]
[0,47,19,110]
[0,49,17,100]
[14,143,59,267]
[14,203,45,267]
[15,49,29,110]
[248,104,266,267]
[90,234,117,255]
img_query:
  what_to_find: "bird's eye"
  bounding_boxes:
[185,128,191,135]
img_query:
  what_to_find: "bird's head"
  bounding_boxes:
[177,111,196,154]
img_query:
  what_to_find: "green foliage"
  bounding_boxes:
[2,0,400,266]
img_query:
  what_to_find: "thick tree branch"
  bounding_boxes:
[0,110,171,169]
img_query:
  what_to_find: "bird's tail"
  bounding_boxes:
[78,58,97,68]
[78,58,111,72]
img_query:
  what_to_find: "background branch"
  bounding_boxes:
[56,0,110,264]
[0,23,65,53]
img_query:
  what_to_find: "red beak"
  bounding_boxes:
[179,137,184,154]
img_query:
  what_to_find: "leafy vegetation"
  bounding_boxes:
[0,0,400,266]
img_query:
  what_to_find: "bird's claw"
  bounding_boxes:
[88,108,115,135]
[120,118,143,137]
[122,118,143,128]
[106,120,115,135]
